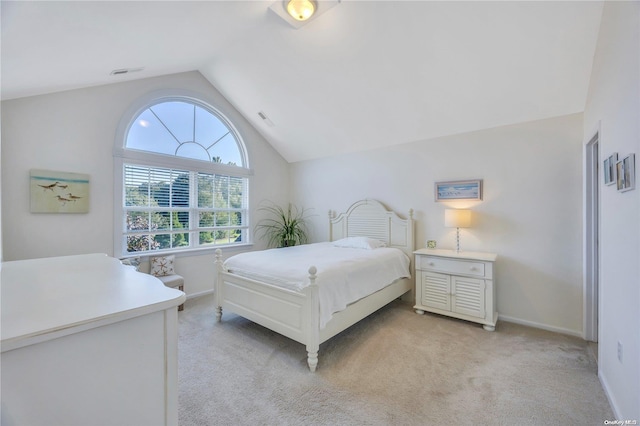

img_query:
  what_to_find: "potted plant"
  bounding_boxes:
[255,201,312,248]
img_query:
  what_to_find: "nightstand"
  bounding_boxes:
[414,248,498,331]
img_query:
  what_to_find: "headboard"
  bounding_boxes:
[329,199,415,258]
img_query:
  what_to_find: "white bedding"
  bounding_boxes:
[223,242,411,328]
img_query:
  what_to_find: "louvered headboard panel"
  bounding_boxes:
[329,199,414,258]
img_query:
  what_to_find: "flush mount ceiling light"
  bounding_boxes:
[269,0,340,29]
[287,0,315,21]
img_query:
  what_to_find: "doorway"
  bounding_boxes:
[585,132,599,347]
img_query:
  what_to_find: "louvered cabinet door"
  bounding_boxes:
[421,271,451,311]
[451,276,485,318]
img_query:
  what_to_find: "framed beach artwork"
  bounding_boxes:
[30,169,90,213]
[616,154,635,193]
[435,179,483,201]
[604,153,617,186]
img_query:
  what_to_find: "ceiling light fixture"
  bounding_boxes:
[269,0,340,29]
[286,0,315,21]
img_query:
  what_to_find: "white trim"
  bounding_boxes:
[113,156,125,257]
[118,243,254,261]
[498,314,583,338]
[599,370,622,419]
[114,149,254,177]
[185,289,214,300]
[584,122,601,343]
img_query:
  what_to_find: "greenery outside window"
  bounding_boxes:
[115,95,250,256]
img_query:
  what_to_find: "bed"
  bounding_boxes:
[214,199,414,371]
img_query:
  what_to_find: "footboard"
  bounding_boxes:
[214,249,320,371]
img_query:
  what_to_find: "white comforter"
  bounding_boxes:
[223,242,411,328]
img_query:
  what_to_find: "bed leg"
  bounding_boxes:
[307,350,318,372]
[214,249,224,323]
[306,265,320,372]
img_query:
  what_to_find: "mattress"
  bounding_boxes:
[223,242,411,328]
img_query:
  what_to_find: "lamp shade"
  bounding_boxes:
[445,209,471,228]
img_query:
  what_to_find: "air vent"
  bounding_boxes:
[110,67,144,76]
[258,111,275,127]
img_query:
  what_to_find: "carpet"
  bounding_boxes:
[178,294,613,425]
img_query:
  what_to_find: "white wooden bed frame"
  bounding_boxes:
[214,199,414,371]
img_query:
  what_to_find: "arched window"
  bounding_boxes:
[126,100,246,166]
[114,95,251,256]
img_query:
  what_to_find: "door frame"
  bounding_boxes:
[584,129,600,342]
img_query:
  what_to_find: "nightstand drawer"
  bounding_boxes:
[418,256,485,277]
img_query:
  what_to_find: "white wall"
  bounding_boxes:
[583,2,640,419]
[1,71,290,296]
[290,113,584,335]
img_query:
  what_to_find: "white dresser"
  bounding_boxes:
[414,248,498,331]
[1,253,185,426]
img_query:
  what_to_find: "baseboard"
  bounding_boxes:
[599,370,622,419]
[185,289,214,300]
[498,314,583,338]
[184,296,584,339]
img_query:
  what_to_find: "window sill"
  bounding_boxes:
[119,243,254,260]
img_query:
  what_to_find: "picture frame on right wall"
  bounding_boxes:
[616,153,635,192]
[434,179,483,201]
[604,152,617,185]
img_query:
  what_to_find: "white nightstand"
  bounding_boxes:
[414,248,498,331]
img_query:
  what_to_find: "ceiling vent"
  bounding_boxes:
[110,67,144,76]
[258,111,275,127]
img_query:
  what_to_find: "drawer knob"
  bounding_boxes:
[470,266,477,271]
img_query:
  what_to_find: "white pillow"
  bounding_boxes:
[150,255,175,277]
[332,237,386,250]
[120,256,141,271]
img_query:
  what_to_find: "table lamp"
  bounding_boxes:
[445,209,471,252]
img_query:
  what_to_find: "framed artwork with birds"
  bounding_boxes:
[30,169,90,213]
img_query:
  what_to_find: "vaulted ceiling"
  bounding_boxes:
[1,1,603,162]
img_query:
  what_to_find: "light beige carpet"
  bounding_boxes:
[178,295,613,425]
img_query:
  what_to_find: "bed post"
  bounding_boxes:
[214,249,223,322]
[306,266,320,372]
